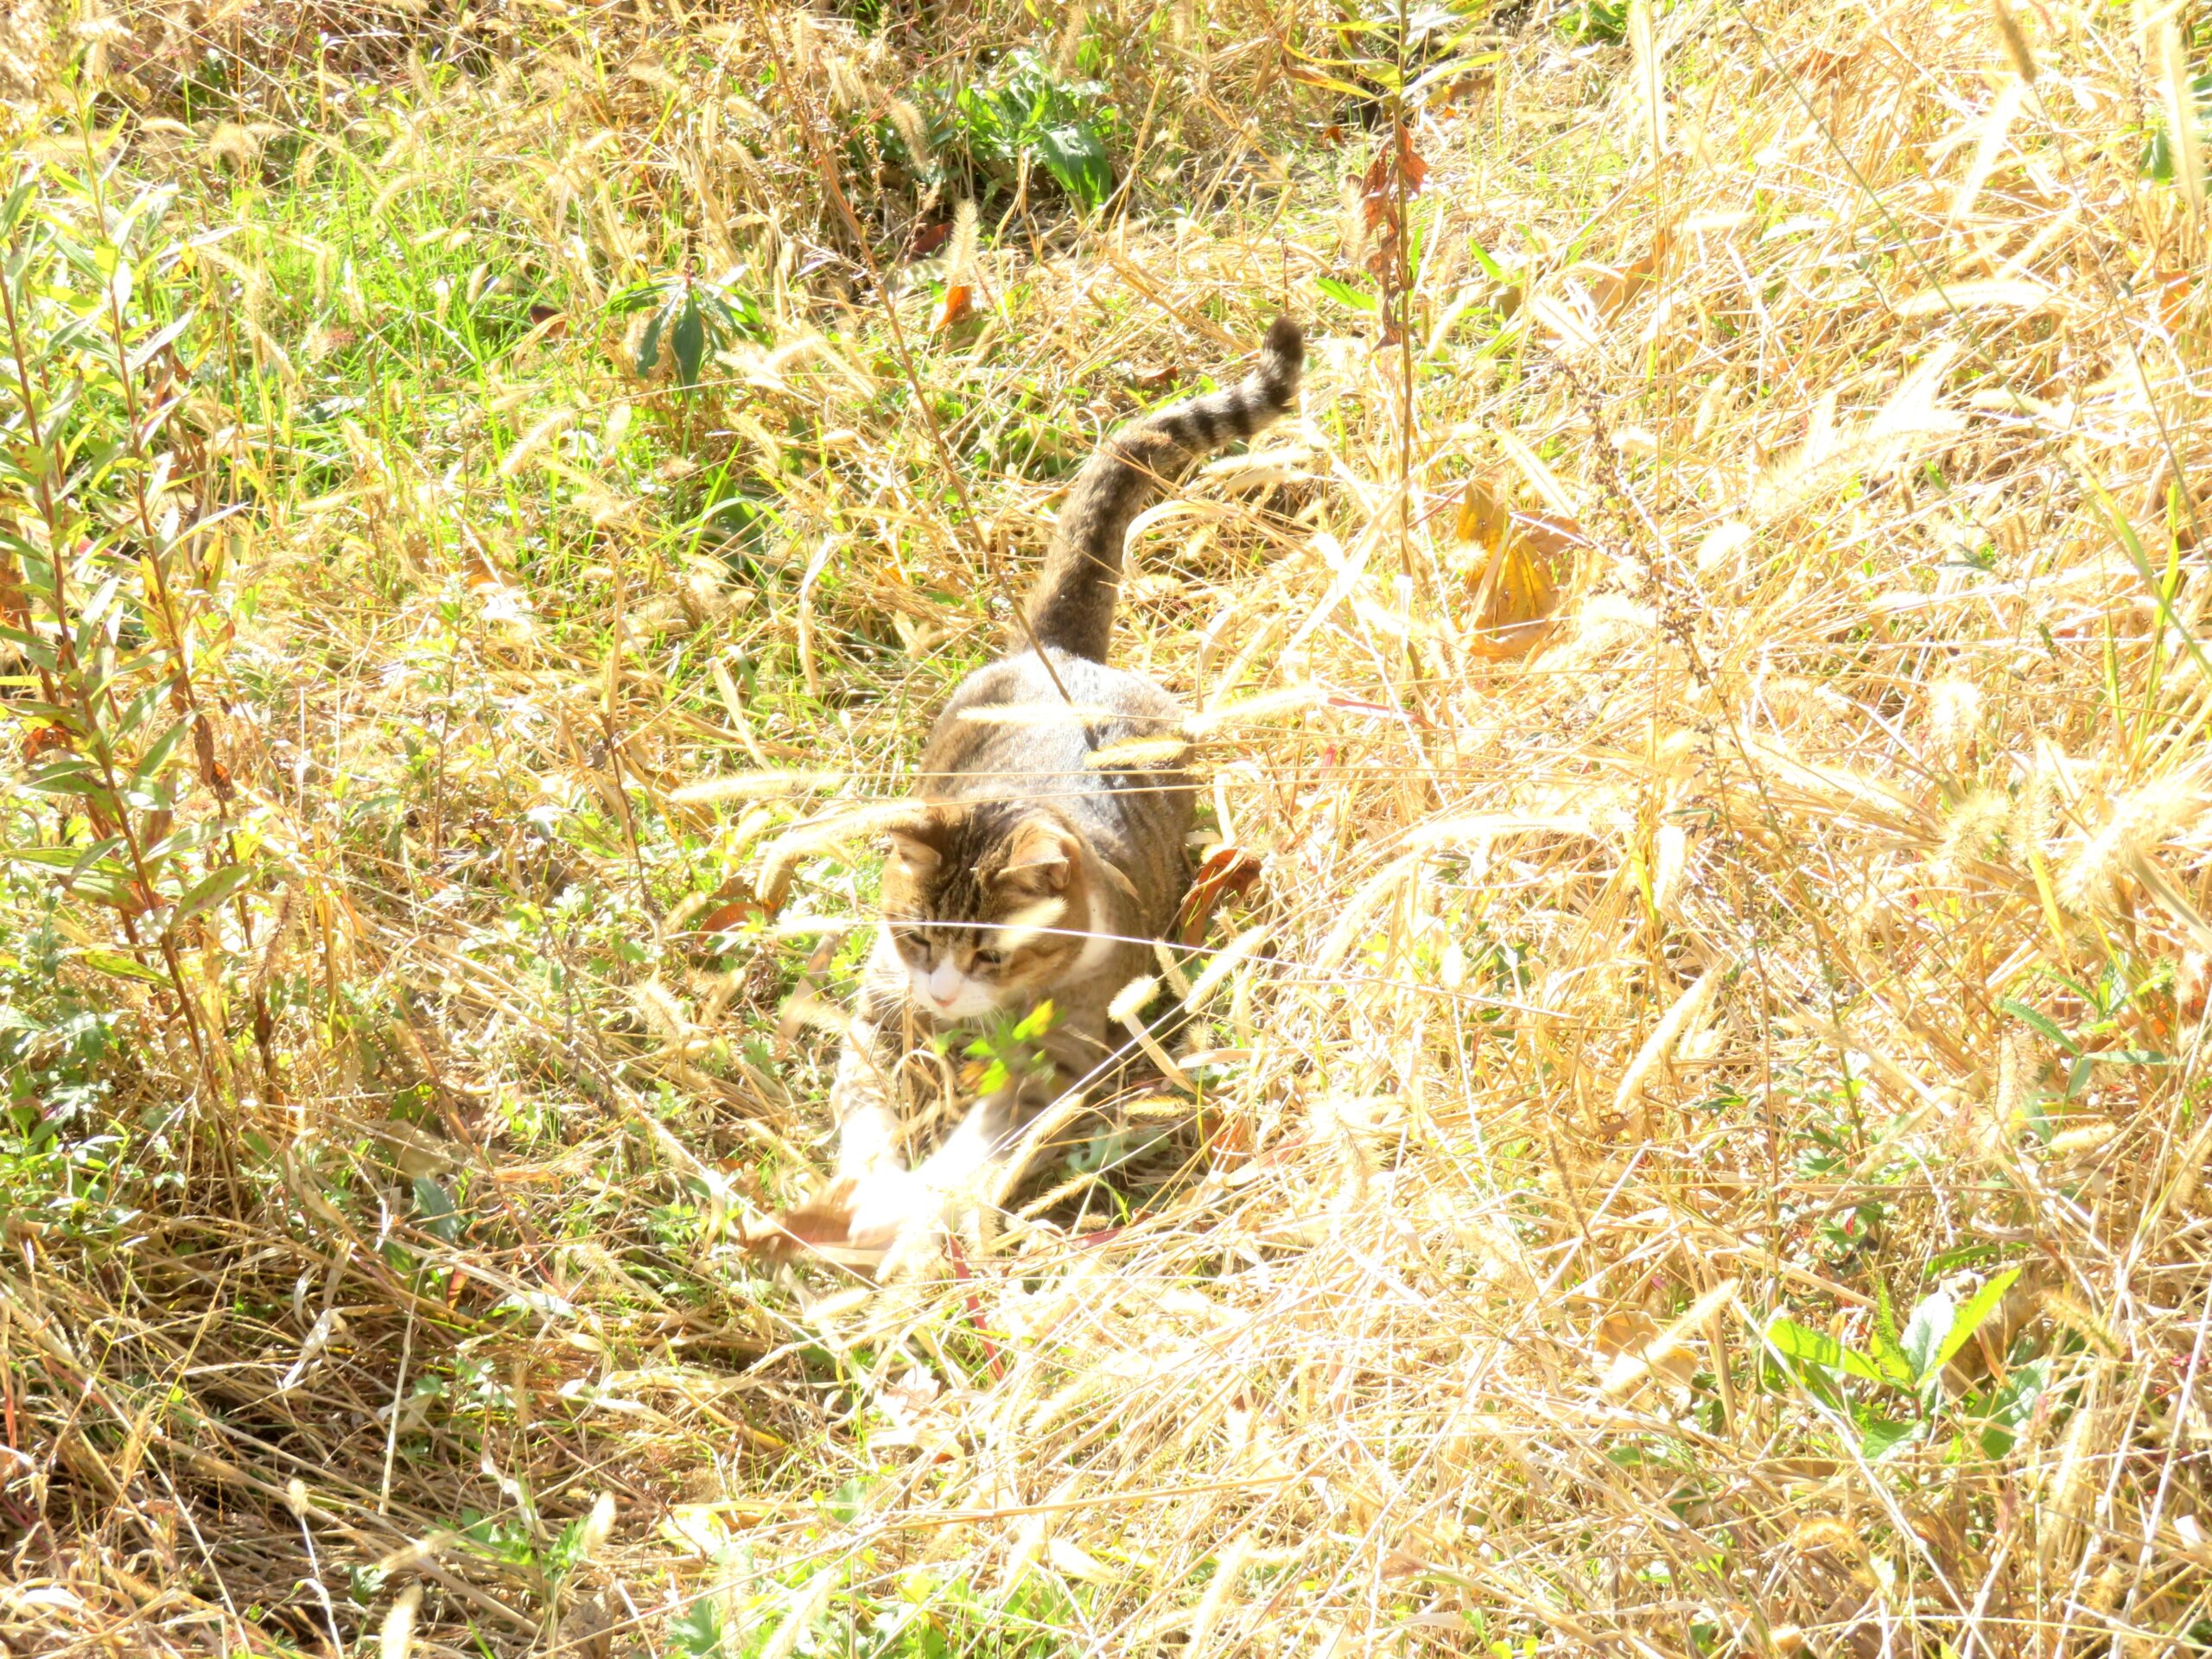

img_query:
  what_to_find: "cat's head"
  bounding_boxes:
[877,803,1096,1021]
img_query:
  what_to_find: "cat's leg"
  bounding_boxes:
[815,944,940,1249]
[830,1007,906,1180]
[866,1084,1023,1274]
[871,1007,1119,1270]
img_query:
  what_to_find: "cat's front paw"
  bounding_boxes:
[754,1167,963,1278]
[843,1166,938,1251]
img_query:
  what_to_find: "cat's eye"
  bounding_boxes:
[970,949,1006,970]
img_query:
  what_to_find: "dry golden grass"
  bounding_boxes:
[3,0,2212,1655]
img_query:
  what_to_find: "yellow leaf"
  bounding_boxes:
[1455,474,1583,660]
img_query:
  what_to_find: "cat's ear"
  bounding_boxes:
[881,810,946,876]
[996,820,1076,896]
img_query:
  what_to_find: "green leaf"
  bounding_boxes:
[22,762,114,801]
[410,1176,462,1245]
[12,848,140,909]
[8,842,115,872]
[0,627,56,670]
[1868,1282,1914,1384]
[636,304,669,376]
[1925,1241,2005,1276]
[606,278,667,315]
[117,681,167,743]
[668,1596,723,1658]
[1933,1268,2020,1372]
[1998,997,2076,1053]
[170,861,253,930]
[126,314,193,377]
[670,296,708,388]
[1468,240,1510,283]
[1973,1356,2050,1458]
[1009,997,1057,1043]
[720,284,771,344]
[133,715,191,787]
[1764,1317,1885,1383]
[81,948,168,984]
[1859,1415,1916,1460]
[1032,122,1111,208]
[1900,1289,1955,1383]
[73,869,143,911]
[1295,69,1378,99]
[2140,75,2212,182]
[1316,274,1379,314]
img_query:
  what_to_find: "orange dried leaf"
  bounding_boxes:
[696,898,766,936]
[1396,124,1429,192]
[2154,269,2192,332]
[1176,845,1264,945]
[1359,152,1394,235]
[192,716,235,804]
[931,283,975,332]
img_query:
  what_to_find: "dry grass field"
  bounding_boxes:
[3,0,2211,1652]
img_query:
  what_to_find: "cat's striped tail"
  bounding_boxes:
[1025,316,1303,664]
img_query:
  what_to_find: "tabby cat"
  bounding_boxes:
[798,317,1304,1261]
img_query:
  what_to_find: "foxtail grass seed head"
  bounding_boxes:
[1989,0,2037,83]
[887,98,929,163]
[379,1586,422,1659]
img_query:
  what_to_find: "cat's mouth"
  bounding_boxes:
[909,967,1005,1021]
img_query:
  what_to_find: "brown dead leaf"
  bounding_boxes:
[1752,39,1866,92]
[193,715,235,804]
[460,545,507,590]
[1570,223,1675,321]
[1360,123,1429,294]
[560,1596,614,1659]
[908,219,950,259]
[1378,1548,1428,1581]
[1359,151,1393,238]
[1176,845,1263,945]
